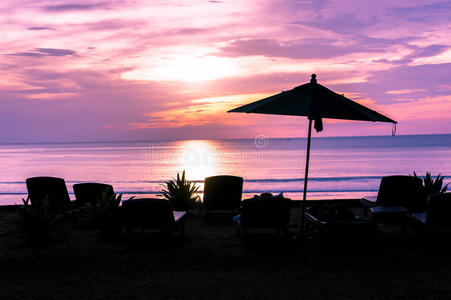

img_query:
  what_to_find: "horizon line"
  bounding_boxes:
[0,132,450,146]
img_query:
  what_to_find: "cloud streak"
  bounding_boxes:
[41,3,108,12]
[26,26,54,30]
[7,48,77,57]
[216,37,394,59]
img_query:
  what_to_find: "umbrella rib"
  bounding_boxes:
[325,86,396,123]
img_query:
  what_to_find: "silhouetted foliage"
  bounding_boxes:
[413,172,449,195]
[79,191,131,239]
[161,170,200,211]
[19,196,66,244]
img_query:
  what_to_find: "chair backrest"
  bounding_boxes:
[240,195,292,228]
[121,198,176,230]
[203,175,243,211]
[26,176,71,210]
[426,193,451,228]
[376,175,424,209]
[73,183,115,206]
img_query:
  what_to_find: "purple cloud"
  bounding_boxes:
[390,1,451,24]
[373,44,448,65]
[8,51,44,57]
[217,37,388,59]
[7,48,76,57]
[83,19,147,31]
[296,14,380,35]
[414,45,448,58]
[172,27,213,35]
[42,3,108,12]
[36,48,77,56]
[26,26,54,31]
[0,68,189,142]
[331,62,451,105]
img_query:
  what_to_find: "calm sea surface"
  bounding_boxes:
[0,134,450,205]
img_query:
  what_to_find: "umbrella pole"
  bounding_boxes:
[300,118,313,235]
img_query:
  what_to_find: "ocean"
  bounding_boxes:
[0,134,450,205]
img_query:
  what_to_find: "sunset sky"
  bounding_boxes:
[1,0,450,143]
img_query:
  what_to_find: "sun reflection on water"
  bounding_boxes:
[177,140,220,182]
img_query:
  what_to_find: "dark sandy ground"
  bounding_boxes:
[2,204,451,299]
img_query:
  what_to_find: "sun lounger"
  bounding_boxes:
[369,175,424,234]
[26,176,71,210]
[369,175,424,214]
[203,175,243,222]
[370,175,424,212]
[73,183,115,206]
[234,194,292,245]
[412,193,451,231]
[121,198,187,236]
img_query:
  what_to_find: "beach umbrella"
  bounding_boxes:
[228,74,397,233]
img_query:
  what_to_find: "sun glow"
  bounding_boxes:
[177,140,219,181]
[123,55,239,82]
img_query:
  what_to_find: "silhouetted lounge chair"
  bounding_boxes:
[412,193,451,231]
[26,176,71,211]
[121,198,187,237]
[370,175,424,212]
[73,183,115,207]
[235,193,292,245]
[369,175,424,233]
[203,175,243,222]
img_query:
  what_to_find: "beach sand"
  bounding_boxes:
[1,204,451,299]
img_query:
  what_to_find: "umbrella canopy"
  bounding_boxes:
[228,74,396,234]
[229,74,396,124]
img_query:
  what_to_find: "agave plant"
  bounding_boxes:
[161,170,200,211]
[19,196,66,244]
[79,191,131,239]
[413,172,449,195]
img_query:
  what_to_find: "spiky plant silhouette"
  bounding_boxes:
[413,172,449,195]
[161,170,200,211]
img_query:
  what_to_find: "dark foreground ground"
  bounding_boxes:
[1,205,451,299]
